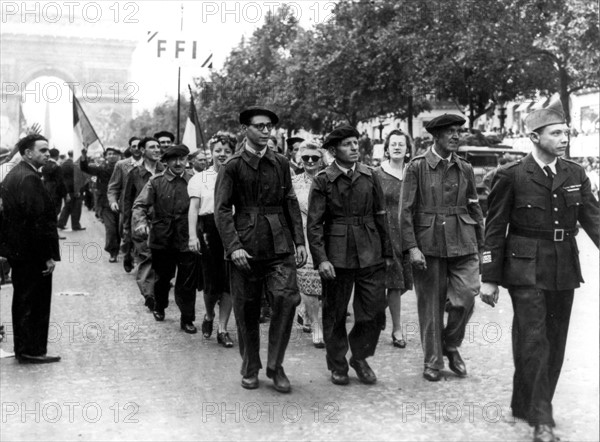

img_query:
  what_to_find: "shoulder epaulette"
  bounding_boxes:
[505,159,522,169]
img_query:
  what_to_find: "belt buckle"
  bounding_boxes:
[553,229,564,241]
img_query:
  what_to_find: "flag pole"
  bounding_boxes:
[176,2,184,144]
[188,84,206,149]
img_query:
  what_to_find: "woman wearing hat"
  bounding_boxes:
[373,130,414,349]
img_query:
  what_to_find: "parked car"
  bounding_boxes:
[456,146,528,215]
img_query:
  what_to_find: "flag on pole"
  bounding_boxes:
[18,102,27,137]
[181,86,205,153]
[72,91,103,160]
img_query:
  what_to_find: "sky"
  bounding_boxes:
[1,0,337,149]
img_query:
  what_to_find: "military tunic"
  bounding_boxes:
[400,147,484,371]
[482,153,599,427]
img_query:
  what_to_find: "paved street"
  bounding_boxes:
[1,209,598,441]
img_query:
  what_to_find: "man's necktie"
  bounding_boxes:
[347,169,353,178]
[543,165,555,180]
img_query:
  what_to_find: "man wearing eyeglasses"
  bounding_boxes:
[215,106,307,393]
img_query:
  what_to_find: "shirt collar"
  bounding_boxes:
[245,141,267,158]
[324,161,371,182]
[334,161,356,175]
[432,145,452,161]
[531,151,557,176]
[164,167,190,182]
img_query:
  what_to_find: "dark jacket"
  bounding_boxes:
[307,162,392,269]
[214,147,304,260]
[0,161,60,262]
[482,153,599,290]
[61,158,75,194]
[108,157,139,208]
[131,168,191,251]
[400,147,484,257]
[79,157,117,209]
[123,162,164,231]
[41,159,67,203]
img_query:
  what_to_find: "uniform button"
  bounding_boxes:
[554,220,559,225]
[553,194,557,198]
[554,207,558,212]
[527,204,532,208]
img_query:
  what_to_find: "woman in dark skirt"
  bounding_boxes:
[374,130,413,348]
[188,134,236,347]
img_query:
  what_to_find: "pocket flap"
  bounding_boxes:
[458,213,478,225]
[564,191,582,207]
[415,213,434,227]
[326,223,347,236]
[505,236,537,259]
[515,196,545,210]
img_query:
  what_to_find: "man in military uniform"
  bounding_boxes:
[215,106,307,393]
[307,125,392,386]
[400,114,484,382]
[480,104,599,442]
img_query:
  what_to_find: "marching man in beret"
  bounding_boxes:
[132,145,198,334]
[400,114,484,382]
[480,102,599,442]
[215,106,307,393]
[307,125,392,386]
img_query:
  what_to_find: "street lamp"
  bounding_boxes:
[378,115,386,141]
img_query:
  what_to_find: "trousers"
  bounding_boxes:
[322,263,386,373]
[151,249,197,321]
[229,254,300,377]
[101,207,120,256]
[509,288,574,427]
[132,235,155,300]
[9,259,53,357]
[57,195,83,229]
[413,254,479,369]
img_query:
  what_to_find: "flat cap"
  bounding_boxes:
[322,125,360,150]
[425,114,466,134]
[161,144,189,161]
[286,136,305,147]
[525,104,566,132]
[153,131,175,141]
[104,147,121,155]
[239,106,279,125]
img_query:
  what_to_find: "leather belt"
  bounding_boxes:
[331,215,374,225]
[419,206,468,215]
[509,225,578,242]
[239,206,283,215]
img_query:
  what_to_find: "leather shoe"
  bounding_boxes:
[349,357,377,384]
[180,321,197,334]
[331,370,349,385]
[153,310,165,321]
[266,366,291,393]
[443,347,467,377]
[241,373,259,390]
[72,227,86,231]
[108,254,118,263]
[123,255,134,273]
[392,333,406,348]
[217,332,234,348]
[144,297,155,311]
[18,354,61,364]
[533,424,558,442]
[201,316,214,338]
[423,367,441,382]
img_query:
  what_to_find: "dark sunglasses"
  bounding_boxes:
[301,155,322,162]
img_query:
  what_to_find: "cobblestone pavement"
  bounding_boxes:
[1,210,598,441]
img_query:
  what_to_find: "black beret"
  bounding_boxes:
[425,114,466,134]
[104,147,121,155]
[239,106,279,125]
[161,144,190,161]
[286,137,305,147]
[153,131,175,141]
[49,148,60,157]
[322,125,360,150]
